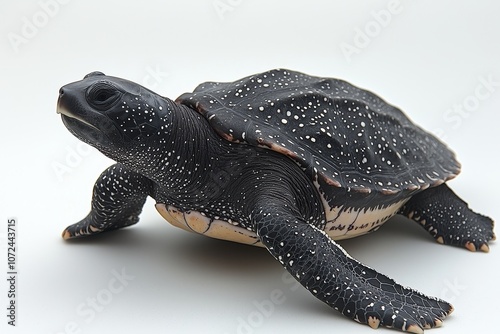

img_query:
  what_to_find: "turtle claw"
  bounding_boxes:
[433,318,443,327]
[405,316,443,333]
[421,317,444,329]
[462,233,493,253]
[405,324,424,334]
[465,241,477,252]
[480,243,490,253]
[401,311,449,334]
[62,228,73,240]
[364,316,426,333]
[367,316,381,329]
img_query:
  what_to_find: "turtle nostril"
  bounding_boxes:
[59,87,65,97]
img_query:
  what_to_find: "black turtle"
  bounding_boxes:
[58,69,494,333]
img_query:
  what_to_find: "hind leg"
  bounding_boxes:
[62,163,153,240]
[399,183,495,252]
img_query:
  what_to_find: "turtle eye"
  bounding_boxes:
[86,81,121,110]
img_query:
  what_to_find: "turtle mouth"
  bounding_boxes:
[57,97,113,149]
[57,104,100,132]
[59,112,107,148]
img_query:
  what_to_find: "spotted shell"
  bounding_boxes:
[177,69,460,204]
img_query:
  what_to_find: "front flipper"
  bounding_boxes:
[253,204,453,333]
[399,183,495,252]
[62,163,153,240]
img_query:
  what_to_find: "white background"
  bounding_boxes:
[1,1,499,333]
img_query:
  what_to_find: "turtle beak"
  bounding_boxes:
[56,87,65,114]
[57,86,71,116]
[57,87,99,130]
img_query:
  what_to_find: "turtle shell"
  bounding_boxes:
[177,69,460,205]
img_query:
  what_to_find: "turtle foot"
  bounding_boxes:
[62,215,104,240]
[352,280,453,333]
[62,213,139,240]
[443,211,494,253]
[400,184,495,253]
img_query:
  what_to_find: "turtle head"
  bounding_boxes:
[57,72,173,161]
